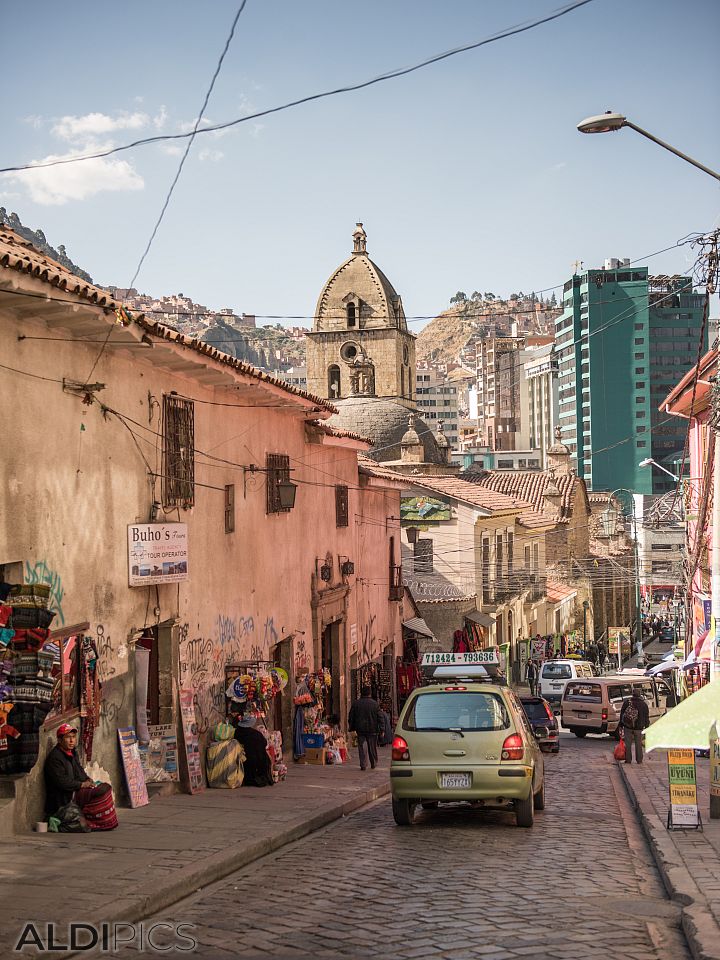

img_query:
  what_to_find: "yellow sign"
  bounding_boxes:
[667,748,699,827]
[711,738,720,799]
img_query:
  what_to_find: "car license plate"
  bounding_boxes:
[577,712,589,718]
[440,773,471,789]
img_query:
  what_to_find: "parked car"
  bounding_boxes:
[520,696,560,753]
[560,675,672,738]
[538,659,595,708]
[659,626,676,643]
[390,665,546,828]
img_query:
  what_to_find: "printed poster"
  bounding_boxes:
[179,689,204,794]
[117,727,150,808]
[138,723,179,783]
[711,735,720,800]
[667,748,699,827]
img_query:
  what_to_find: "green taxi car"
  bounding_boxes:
[390,659,547,828]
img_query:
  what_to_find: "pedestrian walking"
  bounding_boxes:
[619,688,650,764]
[525,659,539,697]
[348,686,381,771]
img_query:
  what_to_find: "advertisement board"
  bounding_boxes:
[608,627,631,657]
[401,496,451,522]
[128,523,188,586]
[667,748,700,828]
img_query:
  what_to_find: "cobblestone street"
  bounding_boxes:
[122,736,690,960]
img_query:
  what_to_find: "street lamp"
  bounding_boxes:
[577,112,720,182]
[582,599,590,652]
[639,457,679,482]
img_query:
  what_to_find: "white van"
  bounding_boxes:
[539,659,595,707]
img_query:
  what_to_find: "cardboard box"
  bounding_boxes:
[304,747,327,765]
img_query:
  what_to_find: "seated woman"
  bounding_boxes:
[44,723,117,829]
[232,713,274,787]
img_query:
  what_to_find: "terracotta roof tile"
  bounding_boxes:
[546,581,577,603]
[462,469,579,522]
[518,509,557,529]
[405,475,530,514]
[0,226,337,413]
[0,226,120,309]
[316,423,371,444]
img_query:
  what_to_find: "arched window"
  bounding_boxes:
[346,303,356,327]
[400,366,405,398]
[328,365,341,399]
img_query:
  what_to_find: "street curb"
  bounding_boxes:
[63,780,390,960]
[618,763,720,960]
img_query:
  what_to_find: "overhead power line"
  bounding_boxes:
[0,0,594,175]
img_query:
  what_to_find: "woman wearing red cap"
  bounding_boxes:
[44,724,115,828]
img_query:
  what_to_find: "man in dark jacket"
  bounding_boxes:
[348,686,381,770]
[44,722,114,822]
[619,688,651,764]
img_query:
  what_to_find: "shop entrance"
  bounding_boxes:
[321,621,341,720]
[137,627,159,726]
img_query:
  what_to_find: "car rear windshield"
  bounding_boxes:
[521,700,549,722]
[542,663,571,679]
[564,682,602,702]
[404,692,510,732]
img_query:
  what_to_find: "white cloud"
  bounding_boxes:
[52,111,149,141]
[161,143,184,156]
[153,105,168,130]
[3,149,144,206]
[198,148,224,162]
[23,115,44,129]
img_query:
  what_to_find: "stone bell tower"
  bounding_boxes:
[306,223,416,408]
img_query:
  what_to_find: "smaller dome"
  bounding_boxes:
[401,414,421,447]
[435,421,450,449]
[548,425,570,456]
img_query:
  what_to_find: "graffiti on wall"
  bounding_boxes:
[178,612,284,734]
[24,560,65,625]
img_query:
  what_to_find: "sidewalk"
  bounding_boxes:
[0,750,390,956]
[619,751,720,960]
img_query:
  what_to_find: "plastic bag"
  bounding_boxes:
[55,801,91,833]
[613,739,626,762]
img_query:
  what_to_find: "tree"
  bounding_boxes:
[549,292,558,307]
[471,291,483,301]
[450,291,468,305]
[484,292,495,301]
[509,293,519,302]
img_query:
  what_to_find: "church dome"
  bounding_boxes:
[328,397,445,464]
[313,223,407,333]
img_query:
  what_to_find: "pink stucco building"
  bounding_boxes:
[662,348,718,666]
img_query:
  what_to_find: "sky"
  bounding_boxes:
[3,0,720,330]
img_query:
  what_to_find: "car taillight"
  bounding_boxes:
[601,709,608,721]
[501,733,524,761]
[392,735,410,761]
[444,686,467,691]
[544,702,555,721]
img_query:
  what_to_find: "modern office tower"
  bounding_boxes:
[555,259,706,494]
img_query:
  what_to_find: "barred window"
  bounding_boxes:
[335,485,349,527]
[414,538,433,574]
[162,394,194,508]
[266,453,291,514]
[225,484,235,534]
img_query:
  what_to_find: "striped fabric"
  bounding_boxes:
[206,739,243,789]
[82,789,119,831]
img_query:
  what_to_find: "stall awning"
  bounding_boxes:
[464,610,496,628]
[645,681,720,752]
[402,617,435,639]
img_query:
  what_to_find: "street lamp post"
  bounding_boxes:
[638,457,679,483]
[582,599,590,651]
[577,112,720,182]
[579,110,720,820]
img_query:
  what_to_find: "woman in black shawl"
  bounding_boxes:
[233,713,274,787]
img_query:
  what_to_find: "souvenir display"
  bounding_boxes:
[225,662,286,720]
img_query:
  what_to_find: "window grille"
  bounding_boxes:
[335,485,349,527]
[162,395,194,508]
[266,453,291,514]
[225,484,235,534]
[414,538,433,574]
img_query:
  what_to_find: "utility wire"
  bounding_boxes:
[0,0,594,176]
[83,2,248,387]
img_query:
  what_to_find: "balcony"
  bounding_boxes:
[485,572,547,605]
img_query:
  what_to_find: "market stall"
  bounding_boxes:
[293,669,348,765]
[224,661,289,782]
